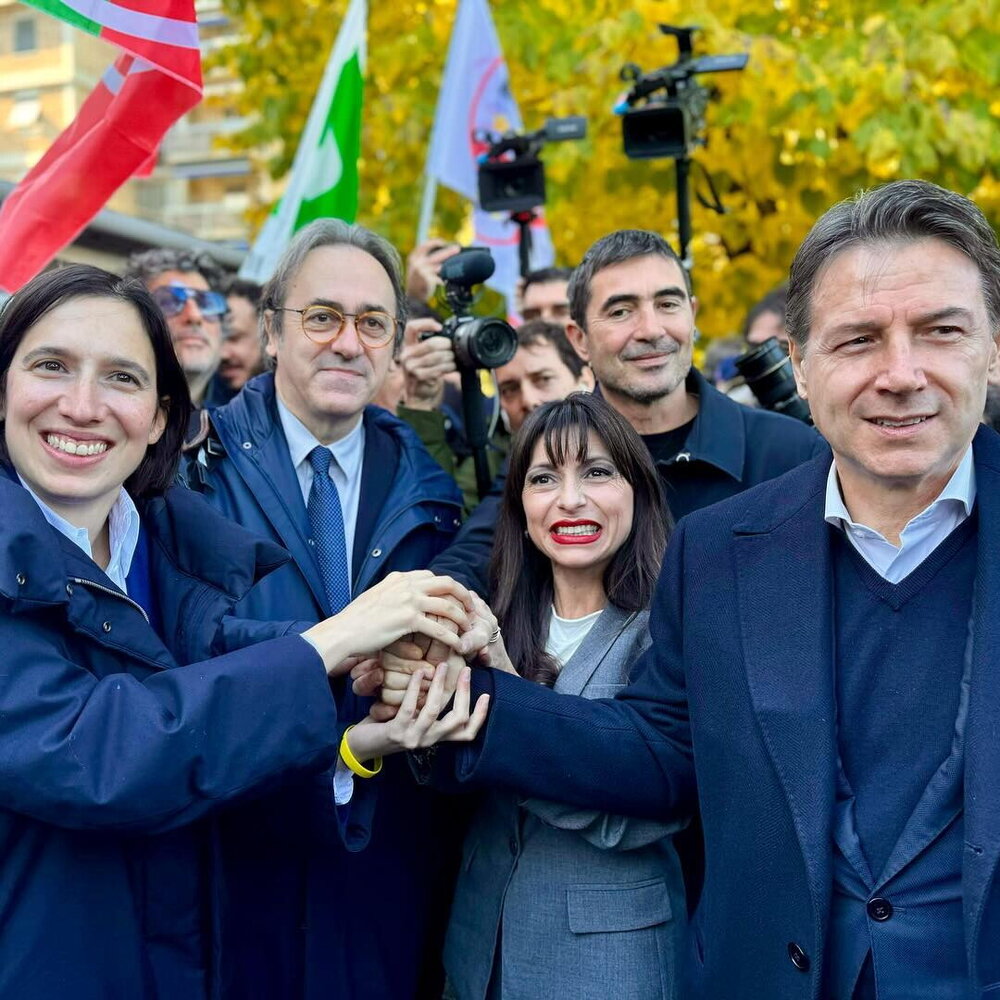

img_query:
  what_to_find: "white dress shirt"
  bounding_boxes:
[824,446,975,584]
[20,477,141,594]
[275,393,365,573]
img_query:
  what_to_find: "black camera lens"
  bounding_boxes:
[734,337,811,424]
[454,317,518,370]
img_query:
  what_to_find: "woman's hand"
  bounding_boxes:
[302,571,473,676]
[463,593,518,675]
[344,662,490,761]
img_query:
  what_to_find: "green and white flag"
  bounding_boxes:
[240,0,366,282]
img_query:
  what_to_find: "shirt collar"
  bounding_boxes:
[824,444,976,530]
[275,391,365,482]
[18,477,141,590]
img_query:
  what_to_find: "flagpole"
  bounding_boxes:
[416,174,437,245]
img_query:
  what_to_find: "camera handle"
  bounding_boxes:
[460,366,494,500]
[510,209,536,280]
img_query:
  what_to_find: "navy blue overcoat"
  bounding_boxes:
[0,474,340,1000]
[456,425,1000,999]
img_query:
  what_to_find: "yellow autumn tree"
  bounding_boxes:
[214,0,1000,337]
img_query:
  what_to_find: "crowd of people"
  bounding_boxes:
[1,176,999,1000]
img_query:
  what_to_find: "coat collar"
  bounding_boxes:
[678,368,747,481]
[0,472,289,610]
[732,450,837,942]
[594,368,747,481]
[553,603,641,697]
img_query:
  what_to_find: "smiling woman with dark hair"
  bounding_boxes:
[443,393,688,1000]
[0,264,474,1000]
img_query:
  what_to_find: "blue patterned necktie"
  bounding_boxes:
[307,446,352,614]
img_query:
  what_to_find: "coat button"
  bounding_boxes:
[242,441,252,450]
[787,942,810,972]
[867,897,893,922]
[371,548,382,558]
[15,572,26,586]
[102,621,112,633]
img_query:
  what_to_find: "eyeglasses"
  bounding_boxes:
[152,283,227,319]
[274,305,397,349]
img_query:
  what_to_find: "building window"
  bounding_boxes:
[14,18,37,53]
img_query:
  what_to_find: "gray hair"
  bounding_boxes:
[567,230,691,330]
[123,247,226,290]
[261,218,408,359]
[787,179,1000,348]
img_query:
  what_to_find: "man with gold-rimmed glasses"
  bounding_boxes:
[182,218,465,1000]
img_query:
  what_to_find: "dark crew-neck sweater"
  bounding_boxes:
[832,511,977,879]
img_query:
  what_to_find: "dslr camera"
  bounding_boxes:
[420,247,517,371]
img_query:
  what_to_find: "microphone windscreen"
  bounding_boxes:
[439,247,495,286]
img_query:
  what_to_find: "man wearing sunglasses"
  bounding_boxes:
[182,219,465,1000]
[124,248,231,425]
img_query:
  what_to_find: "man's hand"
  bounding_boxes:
[406,240,461,302]
[399,318,456,411]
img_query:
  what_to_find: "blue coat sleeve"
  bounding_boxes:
[452,519,697,821]
[0,631,339,834]
[430,475,504,597]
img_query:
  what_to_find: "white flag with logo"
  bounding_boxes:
[425,0,554,309]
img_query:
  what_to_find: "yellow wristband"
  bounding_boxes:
[339,725,383,778]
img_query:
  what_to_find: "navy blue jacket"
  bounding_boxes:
[185,373,465,1000]
[432,369,827,596]
[453,426,1000,998]
[0,475,340,1000]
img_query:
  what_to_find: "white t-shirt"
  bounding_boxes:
[545,605,603,672]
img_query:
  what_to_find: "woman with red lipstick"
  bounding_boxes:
[0,265,475,1000]
[444,393,688,1000]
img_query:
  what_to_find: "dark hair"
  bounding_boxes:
[123,247,226,292]
[523,266,573,295]
[224,276,263,307]
[491,393,668,687]
[787,180,1000,347]
[742,284,788,339]
[0,265,192,498]
[568,230,692,330]
[515,319,586,378]
[262,218,408,361]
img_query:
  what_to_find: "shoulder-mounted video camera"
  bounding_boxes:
[476,117,586,214]
[617,25,747,160]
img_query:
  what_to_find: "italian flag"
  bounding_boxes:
[239,0,366,283]
[0,1,202,292]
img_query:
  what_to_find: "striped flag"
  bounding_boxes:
[0,1,202,292]
[239,0,367,283]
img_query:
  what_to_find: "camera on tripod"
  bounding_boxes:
[618,25,747,160]
[477,117,586,214]
[419,247,517,372]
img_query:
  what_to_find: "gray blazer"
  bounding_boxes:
[444,604,688,1000]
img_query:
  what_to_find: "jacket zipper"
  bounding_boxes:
[70,576,150,625]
